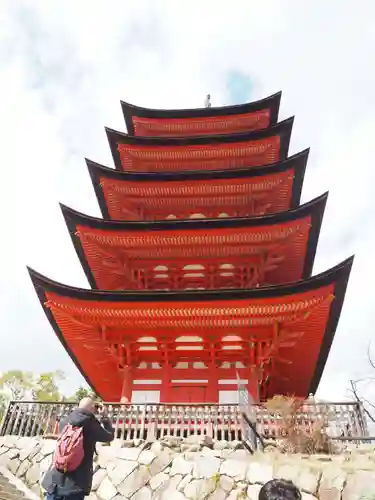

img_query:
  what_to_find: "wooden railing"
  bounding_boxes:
[0,400,369,442]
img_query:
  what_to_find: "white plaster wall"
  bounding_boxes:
[131,390,160,403]
[219,390,239,404]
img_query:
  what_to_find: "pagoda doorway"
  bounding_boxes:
[167,383,207,403]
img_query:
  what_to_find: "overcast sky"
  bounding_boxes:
[0,0,374,402]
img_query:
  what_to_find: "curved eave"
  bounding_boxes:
[121,91,282,135]
[87,149,308,220]
[61,193,327,290]
[106,117,294,171]
[28,256,354,398]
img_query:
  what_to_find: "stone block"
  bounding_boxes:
[41,439,56,456]
[97,446,118,468]
[177,474,192,492]
[226,489,244,500]
[183,451,201,461]
[318,487,342,500]
[318,465,346,500]
[219,475,234,492]
[0,452,10,467]
[117,465,150,498]
[220,459,248,480]
[274,463,299,483]
[295,466,321,495]
[33,452,44,463]
[193,456,220,478]
[88,494,99,500]
[39,454,52,475]
[149,472,169,491]
[160,436,182,448]
[39,455,52,485]
[116,446,141,461]
[108,460,138,486]
[342,470,375,500]
[184,478,216,500]
[28,444,42,460]
[346,454,375,471]
[139,450,156,465]
[97,476,117,500]
[227,440,242,449]
[149,449,174,476]
[6,448,19,459]
[4,436,19,447]
[159,491,185,500]
[16,458,31,478]
[26,462,41,486]
[31,484,42,497]
[246,462,273,485]
[19,442,38,461]
[16,437,37,449]
[184,435,214,448]
[8,457,21,475]
[213,441,228,450]
[247,485,262,500]
[301,494,317,500]
[207,488,227,500]
[150,441,164,455]
[132,486,152,500]
[171,456,193,476]
[181,444,201,452]
[201,447,221,457]
[92,468,108,491]
[0,446,9,456]
[154,474,183,500]
[109,440,123,449]
[228,450,249,461]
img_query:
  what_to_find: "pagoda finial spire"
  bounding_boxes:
[205,94,211,108]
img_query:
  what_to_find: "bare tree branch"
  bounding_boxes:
[368,342,375,370]
[351,377,375,384]
[360,396,375,412]
[349,379,375,424]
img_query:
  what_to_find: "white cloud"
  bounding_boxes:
[0,0,374,403]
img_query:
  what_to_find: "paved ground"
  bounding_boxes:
[0,474,26,500]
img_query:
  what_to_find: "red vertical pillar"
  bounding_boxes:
[206,361,218,403]
[120,365,132,402]
[160,361,171,403]
[207,339,218,403]
[247,367,260,403]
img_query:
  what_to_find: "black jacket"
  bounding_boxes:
[42,408,114,496]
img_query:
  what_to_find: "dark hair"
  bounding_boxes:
[259,480,302,500]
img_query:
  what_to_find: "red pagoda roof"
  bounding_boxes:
[106,118,294,172]
[88,150,308,221]
[62,194,327,291]
[121,92,281,137]
[28,258,353,401]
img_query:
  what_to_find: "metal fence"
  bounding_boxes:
[0,400,369,443]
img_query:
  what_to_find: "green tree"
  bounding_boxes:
[32,371,65,402]
[0,392,9,422]
[72,386,97,401]
[0,370,33,400]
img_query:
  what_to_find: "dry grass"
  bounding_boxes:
[263,395,336,454]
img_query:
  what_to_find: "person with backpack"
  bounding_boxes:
[42,397,114,500]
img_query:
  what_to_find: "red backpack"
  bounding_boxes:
[53,424,84,473]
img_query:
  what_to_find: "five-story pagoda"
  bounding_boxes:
[29,91,353,404]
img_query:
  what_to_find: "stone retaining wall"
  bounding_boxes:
[0,436,375,500]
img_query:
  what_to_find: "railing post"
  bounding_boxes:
[0,401,12,436]
[357,401,369,437]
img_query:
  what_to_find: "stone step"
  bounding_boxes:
[0,473,26,500]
